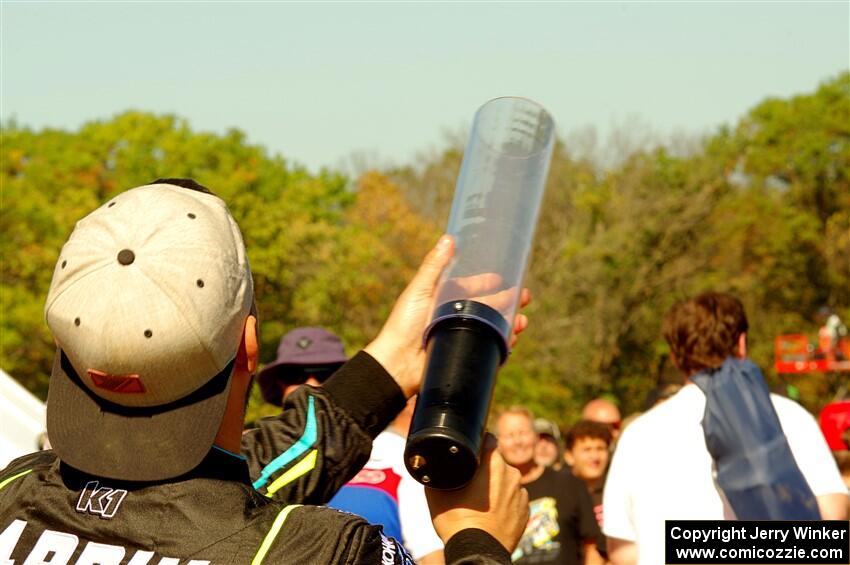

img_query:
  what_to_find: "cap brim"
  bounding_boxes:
[47,349,233,482]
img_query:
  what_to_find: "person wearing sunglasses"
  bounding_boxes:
[257,327,348,406]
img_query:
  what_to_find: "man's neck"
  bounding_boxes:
[214,427,243,454]
[214,373,250,454]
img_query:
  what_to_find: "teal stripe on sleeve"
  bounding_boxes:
[252,396,317,490]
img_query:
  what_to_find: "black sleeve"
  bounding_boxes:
[241,351,407,504]
[445,529,513,564]
[350,523,511,565]
[0,451,56,508]
[0,451,52,479]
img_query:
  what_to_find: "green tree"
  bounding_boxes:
[1,112,351,401]
[3,73,848,430]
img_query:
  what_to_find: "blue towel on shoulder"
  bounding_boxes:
[691,357,820,519]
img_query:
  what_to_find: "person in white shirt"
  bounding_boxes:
[603,292,849,565]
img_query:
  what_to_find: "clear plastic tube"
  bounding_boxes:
[431,97,555,352]
[406,97,555,490]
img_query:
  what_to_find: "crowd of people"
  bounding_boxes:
[0,179,848,565]
[486,293,850,565]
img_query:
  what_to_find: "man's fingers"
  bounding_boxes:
[408,235,455,297]
[509,315,528,348]
[473,287,520,312]
[448,272,504,296]
[477,432,497,473]
[513,314,528,335]
[469,286,530,314]
[482,431,498,452]
[471,433,499,483]
[439,279,529,315]
[487,443,515,490]
[488,443,508,469]
[520,288,532,308]
[518,485,530,523]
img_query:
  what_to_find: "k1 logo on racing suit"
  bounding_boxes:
[76,481,127,519]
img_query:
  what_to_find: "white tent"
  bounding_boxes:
[0,369,46,469]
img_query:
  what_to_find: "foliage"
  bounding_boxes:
[2,72,848,429]
[392,72,850,421]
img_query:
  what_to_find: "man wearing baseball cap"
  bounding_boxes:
[0,179,529,563]
[258,327,348,406]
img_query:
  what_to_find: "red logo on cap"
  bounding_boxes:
[88,369,146,394]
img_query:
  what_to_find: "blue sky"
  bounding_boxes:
[2,1,848,172]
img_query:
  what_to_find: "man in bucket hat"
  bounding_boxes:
[258,327,348,406]
[0,179,530,564]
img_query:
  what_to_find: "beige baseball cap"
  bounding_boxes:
[44,179,253,481]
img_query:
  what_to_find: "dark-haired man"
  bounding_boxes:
[603,292,848,565]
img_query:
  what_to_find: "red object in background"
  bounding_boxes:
[819,401,850,451]
[774,334,850,374]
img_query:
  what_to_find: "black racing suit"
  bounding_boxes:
[0,352,510,564]
[240,352,402,505]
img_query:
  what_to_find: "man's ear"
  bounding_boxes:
[564,450,576,466]
[236,315,259,374]
[736,332,748,359]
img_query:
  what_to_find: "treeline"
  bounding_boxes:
[1,73,848,425]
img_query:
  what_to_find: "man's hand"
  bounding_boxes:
[364,235,455,398]
[365,236,530,397]
[425,434,529,553]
